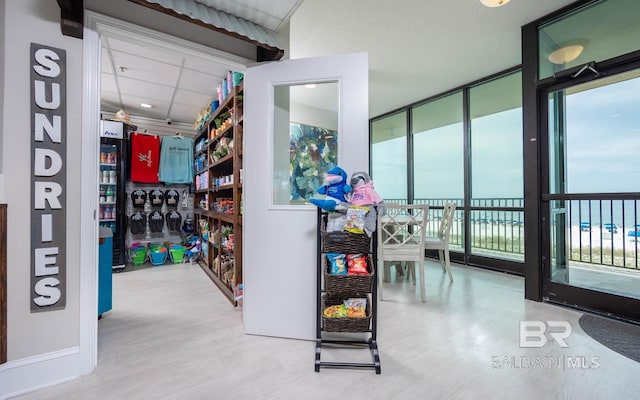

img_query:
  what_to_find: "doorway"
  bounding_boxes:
[541,65,640,322]
[81,11,252,372]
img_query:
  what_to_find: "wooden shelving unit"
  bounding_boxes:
[193,82,243,306]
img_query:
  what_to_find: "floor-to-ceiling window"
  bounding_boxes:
[469,71,523,261]
[371,111,408,203]
[412,92,464,251]
[370,69,524,273]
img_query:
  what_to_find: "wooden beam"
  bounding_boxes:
[57,0,83,39]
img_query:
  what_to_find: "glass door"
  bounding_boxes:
[543,66,640,321]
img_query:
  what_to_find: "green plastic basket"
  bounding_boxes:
[129,246,147,265]
[169,245,185,263]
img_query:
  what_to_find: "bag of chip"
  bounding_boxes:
[346,254,368,275]
[343,206,370,234]
[327,253,347,275]
[343,298,367,318]
[323,304,347,318]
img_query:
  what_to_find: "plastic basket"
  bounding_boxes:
[149,245,167,266]
[169,245,185,263]
[129,244,148,266]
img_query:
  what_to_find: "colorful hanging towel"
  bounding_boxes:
[159,136,194,184]
[130,132,160,183]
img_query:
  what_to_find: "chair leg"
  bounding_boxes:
[438,249,446,272]
[418,258,426,302]
[444,249,453,282]
[407,261,416,283]
[383,261,391,282]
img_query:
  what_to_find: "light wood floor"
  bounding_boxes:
[14,260,640,399]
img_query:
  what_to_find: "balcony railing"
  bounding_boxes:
[382,197,640,270]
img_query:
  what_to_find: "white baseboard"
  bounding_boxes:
[0,347,81,400]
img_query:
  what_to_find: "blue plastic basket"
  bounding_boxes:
[149,246,167,266]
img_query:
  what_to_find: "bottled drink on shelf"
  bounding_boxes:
[106,187,114,203]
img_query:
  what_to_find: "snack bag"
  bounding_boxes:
[326,212,347,232]
[327,253,347,275]
[346,254,369,275]
[343,298,367,318]
[343,206,370,234]
[323,304,347,318]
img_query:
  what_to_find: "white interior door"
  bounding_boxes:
[243,52,369,340]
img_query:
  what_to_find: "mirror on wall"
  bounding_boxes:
[272,81,339,206]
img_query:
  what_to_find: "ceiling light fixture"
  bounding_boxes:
[304,83,317,89]
[547,41,587,64]
[480,0,511,7]
[140,103,153,108]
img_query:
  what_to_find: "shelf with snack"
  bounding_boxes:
[193,73,244,306]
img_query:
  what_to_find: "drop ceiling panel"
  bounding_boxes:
[117,76,174,101]
[183,56,230,77]
[101,48,113,74]
[170,103,201,124]
[110,51,181,86]
[101,91,121,110]
[101,72,118,93]
[106,36,183,66]
[121,94,171,119]
[178,68,220,95]
[173,88,214,108]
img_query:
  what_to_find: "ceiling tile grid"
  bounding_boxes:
[101,33,228,124]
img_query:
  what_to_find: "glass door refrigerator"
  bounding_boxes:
[99,120,134,270]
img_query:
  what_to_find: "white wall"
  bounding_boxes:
[0,0,4,176]
[0,0,84,397]
[0,0,4,203]
[3,0,83,360]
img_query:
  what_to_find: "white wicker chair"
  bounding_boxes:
[377,204,429,302]
[423,202,457,282]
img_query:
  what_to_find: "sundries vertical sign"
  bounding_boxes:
[30,43,66,311]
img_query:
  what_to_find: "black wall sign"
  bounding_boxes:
[30,43,67,312]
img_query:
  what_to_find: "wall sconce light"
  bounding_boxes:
[480,0,511,7]
[547,40,587,64]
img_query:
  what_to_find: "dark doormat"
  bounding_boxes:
[578,314,640,363]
